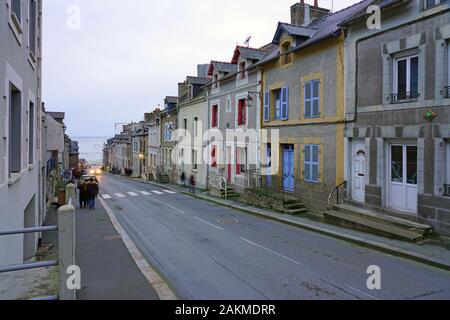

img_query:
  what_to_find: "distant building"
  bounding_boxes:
[160,96,178,183]
[146,109,161,181]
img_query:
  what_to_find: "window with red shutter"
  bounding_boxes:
[212,105,218,127]
[211,145,217,168]
[236,148,241,174]
[238,99,246,126]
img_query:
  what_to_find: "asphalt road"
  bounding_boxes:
[96,173,450,300]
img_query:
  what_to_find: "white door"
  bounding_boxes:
[389,144,418,214]
[352,141,366,203]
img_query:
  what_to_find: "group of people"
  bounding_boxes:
[180,171,196,194]
[77,178,99,210]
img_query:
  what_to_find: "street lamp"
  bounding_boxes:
[246,91,259,108]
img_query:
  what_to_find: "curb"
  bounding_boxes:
[110,174,450,272]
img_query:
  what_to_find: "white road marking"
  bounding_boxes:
[166,204,185,215]
[127,192,139,197]
[98,197,177,300]
[194,217,225,231]
[102,194,112,200]
[152,190,164,195]
[345,285,379,300]
[163,190,177,194]
[139,191,151,196]
[115,193,125,198]
[240,237,303,267]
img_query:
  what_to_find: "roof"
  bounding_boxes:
[207,61,237,76]
[338,0,405,26]
[186,76,210,85]
[165,96,178,104]
[46,111,65,120]
[257,0,376,67]
[272,23,317,44]
[231,46,267,63]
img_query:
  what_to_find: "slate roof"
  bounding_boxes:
[165,96,178,104]
[186,76,210,85]
[272,23,318,44]
[208,61,238,76]
[232,46,268,63]
[338,0,405,26]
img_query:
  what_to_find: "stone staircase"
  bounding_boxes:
[158,174,169,183]
[283,199,308,216]
[325,204,432,242]
[220,185,238,199]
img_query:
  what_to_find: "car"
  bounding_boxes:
[81,175,98,183]
[89,168,102,176]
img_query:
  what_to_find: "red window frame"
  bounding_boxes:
[211,105,218,128]
[237,99,246,126]
[211,145,217,168]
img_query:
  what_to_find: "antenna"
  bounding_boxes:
[244,36,252,47]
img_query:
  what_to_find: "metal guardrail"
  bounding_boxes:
[328,181,347,208]
[209,175,228,199]
[0,184,77,301]
[389,92,419,104]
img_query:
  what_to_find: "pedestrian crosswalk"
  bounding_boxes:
[102,190,177,200]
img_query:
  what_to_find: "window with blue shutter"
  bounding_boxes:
[281,86,289,120]
[264,91,270,122]
[304,80,320,118]
[304,145,320,183]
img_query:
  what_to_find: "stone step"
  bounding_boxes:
[283,203,305,210]
[286,208,308,216]
[325,210,425,242]
[332,204,432,236]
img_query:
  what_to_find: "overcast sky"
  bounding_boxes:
[43,0,361,137]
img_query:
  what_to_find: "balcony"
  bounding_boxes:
[389,92,420,104]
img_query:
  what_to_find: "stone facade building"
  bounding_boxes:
[146,109,161,181]
[343,0,450,233]
[160,96,178,183]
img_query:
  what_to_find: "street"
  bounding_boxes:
[95,174,450,300]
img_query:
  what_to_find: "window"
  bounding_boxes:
[193,117,198,137]
[237,99,246,126]
[393,55,419,103]
[281,86,289,120]
[304,145,320,183]
[264,91,270,122]
[188,85,193,99]
[192,150,198,170]
[213,74,219,89]
[447,42,450,98]
[9,84,22,176]
[211,145,217,168]
[236,147,247,174]
[226,96,232,112]
[424,0,447,9]
[29,0,37,57]
[183,118,187,136]
[164,123,173,141]
[211,105,218,128]
[240,61,246,79]
[273,89,281,120]
[304,80,320,118]
[281,42,292,65]
[28,101,34,165]
[11,0,21,23]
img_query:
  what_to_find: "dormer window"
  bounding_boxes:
[213,74,219,89]
[188,85,193,99]
[281,42,292,65]
[424,0,447,9]
[240,61,246,79]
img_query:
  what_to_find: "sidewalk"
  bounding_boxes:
[75,200,160,300]
[122,174,450,272]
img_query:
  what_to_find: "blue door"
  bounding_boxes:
[282,145,294,192]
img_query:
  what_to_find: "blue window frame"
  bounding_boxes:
[304,145,320,183]
[264,91,270,122]
[281,86,289,120]
[304,80,320,118]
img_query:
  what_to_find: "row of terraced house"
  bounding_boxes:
[104,0,450,235]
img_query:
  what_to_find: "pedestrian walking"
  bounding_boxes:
[86,178,99,210]
[180,171,186,187]
[77,179,88,209]
[189,174,196,194]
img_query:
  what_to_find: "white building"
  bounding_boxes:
[147,110,161,181]
[0,0,43,265]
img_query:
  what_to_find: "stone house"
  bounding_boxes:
[176,66,210,189]
[342,0,450,233]
[160,96,178,183]
[258,1,368,212]
[205,45,275,191]
[146,109,161,181]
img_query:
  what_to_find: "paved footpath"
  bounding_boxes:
[75,201,160,300]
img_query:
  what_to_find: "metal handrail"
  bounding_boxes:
[209,175,228,199]
[0,260,58,273]
[389,92,419,104]
[0,226,58,236]
[328,181,347,208]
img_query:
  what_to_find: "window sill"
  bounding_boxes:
[8,172,22,186]
[8,13,23,46]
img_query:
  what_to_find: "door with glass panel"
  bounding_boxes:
[389,144,418,214]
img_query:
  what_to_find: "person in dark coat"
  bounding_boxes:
[180,171,186,187]
[189,174,196,194]
[86,178,99,210]
[77,179,87,209]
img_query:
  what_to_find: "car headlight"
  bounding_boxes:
[90,170,95,175]
[96,170,102,175]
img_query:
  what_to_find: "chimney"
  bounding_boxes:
[197,64,209,78]
[290,1,330,26]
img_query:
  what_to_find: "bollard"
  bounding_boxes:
[58,204,76,300]
[65,183,77,206]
